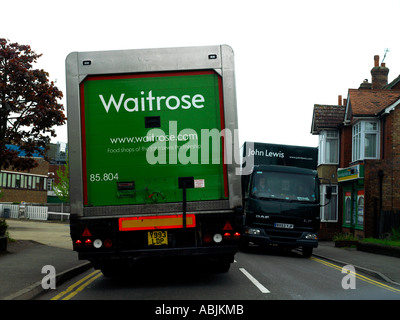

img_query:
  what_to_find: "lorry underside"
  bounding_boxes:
[70,208,242,275]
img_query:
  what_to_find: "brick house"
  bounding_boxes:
[310,99,345,239]
[312,55,400,239]
[0,146,49,203]
[0,143,67,204]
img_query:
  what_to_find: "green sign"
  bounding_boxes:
[337,164,364,182]
[80,71,227,206]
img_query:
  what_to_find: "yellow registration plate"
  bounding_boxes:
[147,230,168,246]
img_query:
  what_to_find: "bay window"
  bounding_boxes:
[352,121,379,161]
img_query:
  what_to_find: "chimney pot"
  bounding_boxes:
[374,55,379,67]
[371,55,389,89]
[338,95,342,106]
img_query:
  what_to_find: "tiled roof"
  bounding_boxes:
[311,104,345,134]
[383,74,400,90]
[348,89,400,116]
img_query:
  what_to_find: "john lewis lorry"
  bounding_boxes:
[241,142,328,257]
[65,45,243,275]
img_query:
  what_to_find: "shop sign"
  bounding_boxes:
[337,164,364,182]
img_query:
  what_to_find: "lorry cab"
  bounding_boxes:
[242,164,321,257]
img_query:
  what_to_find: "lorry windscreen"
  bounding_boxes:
[250,171,318,203]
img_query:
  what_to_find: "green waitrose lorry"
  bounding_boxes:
[241,142,328,257]
[65,45,243,275]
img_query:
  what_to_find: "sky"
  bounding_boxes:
[2,0,400,148]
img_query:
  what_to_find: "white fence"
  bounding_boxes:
[0,203,48,221]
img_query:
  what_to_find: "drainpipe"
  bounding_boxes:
[377,170,384,238]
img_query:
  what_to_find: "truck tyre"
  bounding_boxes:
[302,246,313,258]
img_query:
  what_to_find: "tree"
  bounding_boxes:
[0,38,66,171]
[53,156,69,203]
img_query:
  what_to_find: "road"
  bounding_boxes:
[38,245,400,304]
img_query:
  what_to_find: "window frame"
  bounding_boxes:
[0,171,47,191]
[318,130,339,165]
[352,120,380,161]
[320,184,338,222]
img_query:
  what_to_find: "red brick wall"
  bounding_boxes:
[361,108,400,237]
[340,126,352,167]
[1,158,49,204]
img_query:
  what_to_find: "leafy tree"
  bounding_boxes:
[53,156,69,203]
[0,38,66,171]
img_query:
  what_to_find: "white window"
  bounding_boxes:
[352,121,379,161]
[320,185,338,222]
[345,197,352,224]
[318,130,339,165]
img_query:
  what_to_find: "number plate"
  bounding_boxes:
[147,230,168,246]
[274,223,294,229]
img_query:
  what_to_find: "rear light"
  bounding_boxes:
[233,232,241,239]
[213,233,223,243]
[104,238,113,248]
[223,232,232,240]
[75,239,83,246]
[85,239,92,246]
[203,234,212,244]
[93,239,102,248]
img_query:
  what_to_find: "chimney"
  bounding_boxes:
[359,79,372,90]
[338,95,342,106]
[371,55,389,89]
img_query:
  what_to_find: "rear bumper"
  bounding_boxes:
[79,245,238,261]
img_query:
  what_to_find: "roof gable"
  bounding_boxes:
[346,89,400,117]
[311,104,345,134]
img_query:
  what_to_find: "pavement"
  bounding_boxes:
[0,218,399,300]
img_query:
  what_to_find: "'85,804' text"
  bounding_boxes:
[89,173,119,182]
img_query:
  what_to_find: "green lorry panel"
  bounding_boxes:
[80,70,228,207]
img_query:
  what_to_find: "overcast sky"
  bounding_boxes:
[2,0,400,147]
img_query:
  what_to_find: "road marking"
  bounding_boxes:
[239,268,270,293]
[311,257,400,294]
[51,270,102,300]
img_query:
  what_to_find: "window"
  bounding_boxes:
[47,178,54,191]
[0,171,47,191]
[345,197,352,224]
[352,121,379,161]
[318,130,339,164]
[357,196,364,226]
[15,174,21,188]
[251,171,318,203]
[321,185,338,222]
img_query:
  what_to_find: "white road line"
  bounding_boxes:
[239,268,270,293]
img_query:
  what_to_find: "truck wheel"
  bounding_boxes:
[302,246,313,258]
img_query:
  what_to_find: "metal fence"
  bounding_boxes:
[0,203,48,220]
